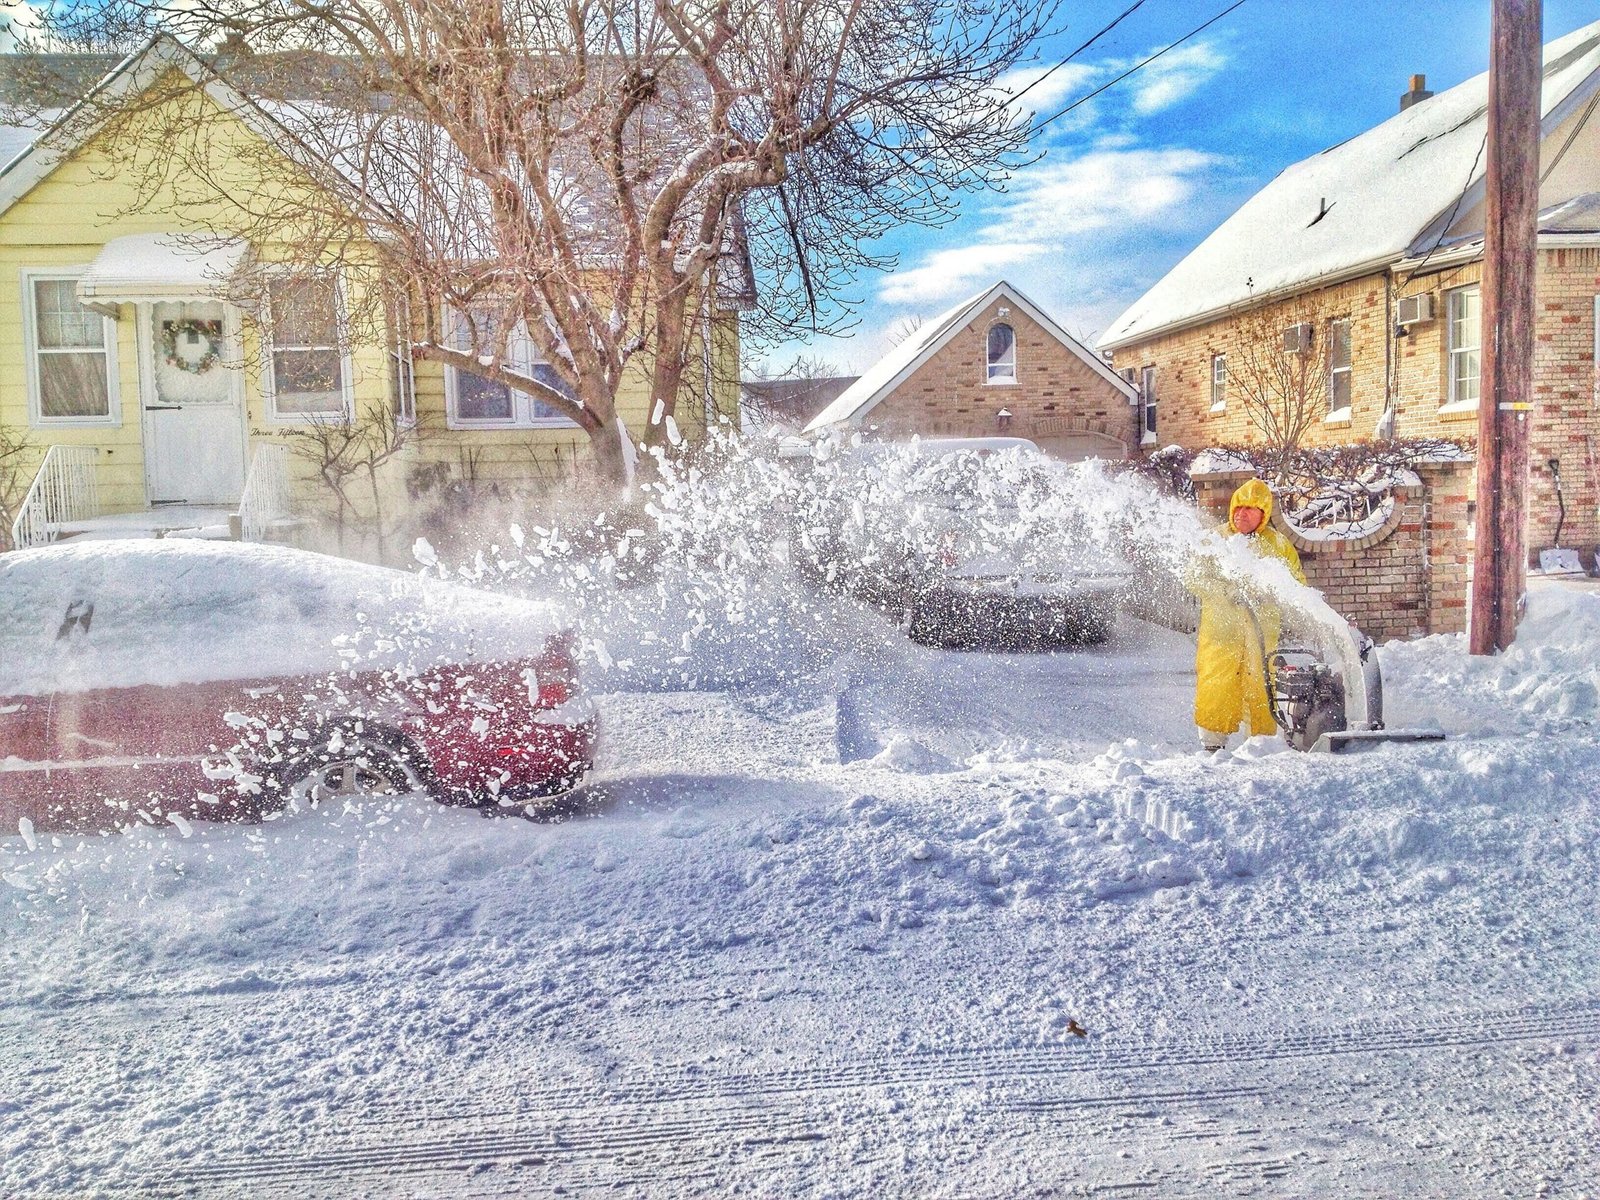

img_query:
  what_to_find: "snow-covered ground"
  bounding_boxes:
[3,554,1598,1197]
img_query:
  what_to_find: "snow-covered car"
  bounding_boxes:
[0,540,596,833]
[801,437,1132,648]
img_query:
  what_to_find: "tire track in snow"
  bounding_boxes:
[363,996,1600,1113]
[141,999,1600,1191]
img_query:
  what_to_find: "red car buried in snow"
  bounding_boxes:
[0,540,597,833]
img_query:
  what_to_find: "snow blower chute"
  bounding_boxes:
[1256,613,1445,753]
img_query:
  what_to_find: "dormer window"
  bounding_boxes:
[986,323,1016,384]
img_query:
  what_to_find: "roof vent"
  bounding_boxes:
[1400,73,1433,112]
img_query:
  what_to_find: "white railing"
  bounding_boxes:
[10,445,100,550]
[236,442,293,542]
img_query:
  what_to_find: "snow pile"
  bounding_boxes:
[1381,582,1600,732]
[3,475,1600,1192]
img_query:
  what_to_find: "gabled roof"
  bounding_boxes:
[1100,17,1600,351]
[0,36,300,221]
[805,280,1138,434]
[0,37,760,309]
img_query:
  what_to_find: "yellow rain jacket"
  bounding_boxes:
[1192,478,1306,739]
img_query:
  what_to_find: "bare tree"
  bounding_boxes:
[741,350,849,427]
[14,0,1057,485]
[1225,296,1344,480]
[886,314,925,347]
[0,420,34,551]
[289,400,424,560]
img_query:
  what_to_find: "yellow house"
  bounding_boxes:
[0,39,749,554]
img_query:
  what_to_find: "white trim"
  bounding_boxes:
[1140,364,1158,440]
[21,268,121,428]
[1324,406,1353,424]
[1438,400,1480,416]
[984,320,1017,384]
[1327,315,1353,413]
[442,304,579,431]
[1101,56,1600,354]
[259,271,356,424]
[1445,283,1482,409]
[388,297,417,428]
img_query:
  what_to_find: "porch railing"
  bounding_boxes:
[10,445,101,550]
[236,442,293,542]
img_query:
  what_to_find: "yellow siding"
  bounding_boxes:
[0,73,741,537]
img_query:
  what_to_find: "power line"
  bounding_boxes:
[1028,0,1251,137]
[1005,0,1148,110]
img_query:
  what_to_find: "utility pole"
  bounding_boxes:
[1471,0,1543,655]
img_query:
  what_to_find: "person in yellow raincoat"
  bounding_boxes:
[1192,478,1306,751]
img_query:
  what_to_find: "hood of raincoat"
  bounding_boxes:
[1228,478,1275,533]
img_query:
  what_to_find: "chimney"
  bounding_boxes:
[1400,73,1433,112]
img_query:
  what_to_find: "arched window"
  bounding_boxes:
[986,323,1016,383]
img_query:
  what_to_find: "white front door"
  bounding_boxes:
[144,300,246,504]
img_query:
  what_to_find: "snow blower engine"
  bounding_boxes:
[1265,624,1444,753]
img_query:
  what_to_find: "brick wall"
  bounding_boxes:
[1111,247,1600,567]
[865,298,1138,456]
[1193,461,1473,639]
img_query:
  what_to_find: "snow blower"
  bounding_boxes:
[1251,610,1445,754]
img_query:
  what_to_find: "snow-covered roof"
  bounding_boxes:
[805,280,1137,434]
[1539,190,1600,233]
[1100,18,1600,350]
[78,232,248,304]
[0,123,40,170]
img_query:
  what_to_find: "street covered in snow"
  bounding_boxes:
[2,445,1598,1197]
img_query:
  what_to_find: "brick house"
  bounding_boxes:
[806,280,1139,459]
[1099,19,1600,636]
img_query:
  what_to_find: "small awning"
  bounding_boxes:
[77,233,248,307]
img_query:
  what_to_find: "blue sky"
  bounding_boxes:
[773,0,1600,374]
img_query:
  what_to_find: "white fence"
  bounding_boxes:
[236,442,293,542]
[10,445,100,550]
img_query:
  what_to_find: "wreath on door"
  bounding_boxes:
[161,318,224,375]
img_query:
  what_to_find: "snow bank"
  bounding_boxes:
[1382,581,1600,732]
[0,540,565,696]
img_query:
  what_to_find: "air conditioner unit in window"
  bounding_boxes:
[1396,293,1435,326]
[1283,322,1314,354]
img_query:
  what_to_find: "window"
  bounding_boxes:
[1210,353,1227,410]
[25,274,118,423]
[1447,285,1481,407]
[445,306,577,428]
[1328,317,1352,413]
[387,297,415,426]
[1140,365,1157,439]
[986,322,1016,384]
[265,275,348,418]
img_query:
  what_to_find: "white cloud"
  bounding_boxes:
[993,62,1101,122]
[876,241,1046,307]
[773,39,1235,362]
[0,2,48,53]
[985,147,1222,241]
[1129,42,1230,116]
[874,144,1222,311]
